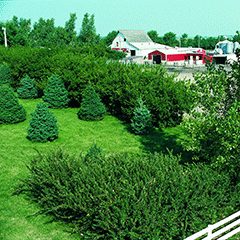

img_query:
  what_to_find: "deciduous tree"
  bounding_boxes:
[182,58,240,182]
[78,13,100,45]
[163,32,179,47]
[0,16,31,46]
[102,30,117,46]
[30,17,56,47]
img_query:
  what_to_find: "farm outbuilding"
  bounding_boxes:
[148,47,209,65]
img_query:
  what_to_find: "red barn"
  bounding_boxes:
[148,47,210,65]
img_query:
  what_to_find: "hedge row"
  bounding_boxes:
[16,146,240,239]
[0,46,192,127]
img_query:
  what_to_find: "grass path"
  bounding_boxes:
[0,98,189,239]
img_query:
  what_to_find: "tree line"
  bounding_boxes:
[147,30,240,50]
[1,13,240,50]
[0,13,104,47]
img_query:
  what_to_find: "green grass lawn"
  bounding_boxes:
[1,98,239,239]
[0,98,186,239]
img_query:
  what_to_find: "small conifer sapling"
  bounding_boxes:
[131,97,152,135]
[0,63,12,86]
[43,74,69,108]
[77,85,106,121]
[0,84,26,124]
[27,101,59,142]
[17,75,38,99]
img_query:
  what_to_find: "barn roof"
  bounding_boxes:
[132,42,170,50]
[118,30,153,43]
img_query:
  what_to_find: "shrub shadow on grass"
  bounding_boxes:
[124,123,193,164]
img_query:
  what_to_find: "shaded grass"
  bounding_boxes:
[0,98,208,239]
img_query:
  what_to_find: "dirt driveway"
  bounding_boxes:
[166,65,207,82]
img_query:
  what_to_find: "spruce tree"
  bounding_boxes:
[27,101,59,142]
[43,74,69,108]
[17,75,38,99]
[131,97,152,135]
[0,63,12,86]
[77,85,106,121]
[0,84,26,124]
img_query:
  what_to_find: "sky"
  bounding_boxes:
[0,0,240,38]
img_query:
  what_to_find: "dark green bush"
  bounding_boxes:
[27,101,59,142]
[0,63,12,85]
[131,97,152,135]
[0,84,26,124]
[16,147,240,239]
[0,46,55,91]
[17,75,38,99]
[43,74,69,108]
[77,85,106,121]
[96,62,192,127]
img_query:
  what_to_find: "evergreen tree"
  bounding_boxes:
[27,101,59,142]
[17,75,38,99]
[77,85,106,121]
[0,84,26,124]
[43,74,69,108]
[131,97,152,135]
[0,63,12,86]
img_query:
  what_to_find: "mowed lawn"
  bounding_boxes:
[0,98,189,240]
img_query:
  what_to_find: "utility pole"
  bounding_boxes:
[2,27,7,47]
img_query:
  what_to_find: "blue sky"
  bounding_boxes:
[0,0,240,37]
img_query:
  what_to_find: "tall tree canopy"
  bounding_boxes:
[78,13,100,44]
[147,30,164,44]
[102,30,117,46]
[30,17,56,47]
[0,16,31,46]
[64,13,77,45]
[162,32,179,47]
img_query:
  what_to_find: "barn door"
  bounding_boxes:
[153,55,161,64]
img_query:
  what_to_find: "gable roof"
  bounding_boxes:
[118,30,153,43]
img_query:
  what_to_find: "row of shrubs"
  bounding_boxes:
[0,46,192,127]
[15,146,240,239]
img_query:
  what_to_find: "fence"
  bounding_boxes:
[184,210,240,240]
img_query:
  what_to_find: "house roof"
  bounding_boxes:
[118,30,153,43]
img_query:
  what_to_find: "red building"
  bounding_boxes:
[148,48,211,65]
